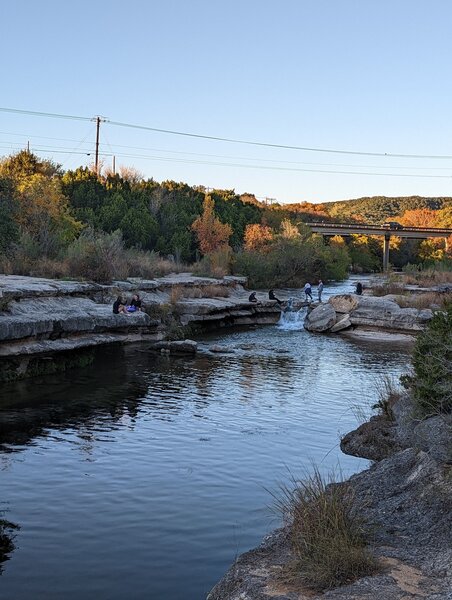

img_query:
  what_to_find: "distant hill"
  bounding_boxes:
[316,196,452,224]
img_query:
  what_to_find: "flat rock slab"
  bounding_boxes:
[340,328,416,343]
[150,339,197,354]
[209,345,235,353]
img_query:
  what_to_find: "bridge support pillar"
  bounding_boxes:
[383,234,390,271]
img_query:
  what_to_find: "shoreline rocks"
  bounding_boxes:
[208,395,452,599]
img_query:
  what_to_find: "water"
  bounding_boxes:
[0,278,411,600]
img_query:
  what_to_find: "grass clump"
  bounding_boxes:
[402,302,452,417]
[372,375,402,420]
[275,468,378,591]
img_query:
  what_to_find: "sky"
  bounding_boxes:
[2,0,452,203]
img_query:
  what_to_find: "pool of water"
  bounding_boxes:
[0,278,412,600]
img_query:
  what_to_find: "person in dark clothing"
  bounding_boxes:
[128,294,143,312]
[356,282,363,295]
[113,296,127,314]
[269,289,282,305]
[248,292,258,303]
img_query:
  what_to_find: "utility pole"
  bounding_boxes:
[95,116,101,176]
[92,115,107,176]
[112,155,116,175]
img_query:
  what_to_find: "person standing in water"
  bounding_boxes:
[356,282,363,295]
[317,280,324,302]
[304,282,313,302]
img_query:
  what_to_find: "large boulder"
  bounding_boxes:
[304,303,336,332]
[330,313,351,333]
[329,294,359,314]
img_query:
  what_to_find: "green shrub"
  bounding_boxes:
[67,229,128,282]
[403,303,452,416]
[275,468,378,591]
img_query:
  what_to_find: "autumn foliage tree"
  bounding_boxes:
[192,194,232,255]
[244,223,273,251]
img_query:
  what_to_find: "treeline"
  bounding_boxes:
[0,151,451,286]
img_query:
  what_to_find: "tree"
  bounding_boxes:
[0,178,19,253]
[399,208,438,228]
[192,195,232,255]
[244,223,273,251]
[0,150,62,182]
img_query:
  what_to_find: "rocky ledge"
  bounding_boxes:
[304,294,433,335]
[208,396,452,599]
[0,274,287,375]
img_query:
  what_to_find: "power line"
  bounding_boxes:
[109,118,452,160]
[2,132,452,171]
[4,143,451,178]
[2,106,452,160]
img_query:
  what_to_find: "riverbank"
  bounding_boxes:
[0,273,297,381]
[1,272,442,381]
[208,392,452,599]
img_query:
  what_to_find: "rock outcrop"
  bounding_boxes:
[209,396,452,599]
[303,294,434,336]
[0,274,289,378]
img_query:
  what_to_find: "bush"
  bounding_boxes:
[193,246,232,278]
[275,468,378,591]
[67,229,128,282]
[233,236,349,288]
[403,303,452,416]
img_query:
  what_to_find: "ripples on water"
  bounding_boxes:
[0,280,412,600]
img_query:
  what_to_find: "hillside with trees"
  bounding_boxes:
[0,151,451,285]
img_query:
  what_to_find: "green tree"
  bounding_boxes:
[0,178,19,253]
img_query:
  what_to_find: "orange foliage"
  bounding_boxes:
[192,195,232,255]
[244,223,273,251]
[399,208,438,228]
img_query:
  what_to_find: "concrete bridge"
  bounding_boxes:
[306,222,452,270]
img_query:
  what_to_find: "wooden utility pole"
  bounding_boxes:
[95,116,101,176]
[112,155,116,175]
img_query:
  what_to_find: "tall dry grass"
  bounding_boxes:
[395,292,452,310]
[274,468,378,591]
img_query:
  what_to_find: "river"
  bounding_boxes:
[0,279,412,600]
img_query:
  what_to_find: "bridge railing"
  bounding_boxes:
[306,222,452,234]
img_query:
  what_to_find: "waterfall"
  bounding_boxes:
[276,304,307,331]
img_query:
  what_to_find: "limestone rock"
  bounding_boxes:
[209,345,234,353]
[304,303,336,332]
[330,313,351,333]
[150,340,197,354]
[340,415,403,461]
[328,294,359,314]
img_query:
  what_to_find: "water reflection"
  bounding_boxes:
[0,318,412,600]
[0,515,19,574]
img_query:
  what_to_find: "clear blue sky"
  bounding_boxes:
[2,0,452,203]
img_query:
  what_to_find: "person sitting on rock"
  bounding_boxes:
[127,293,143,312]
[113,296,127,314]
[248,291,258,303]
[269,289,282,305]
